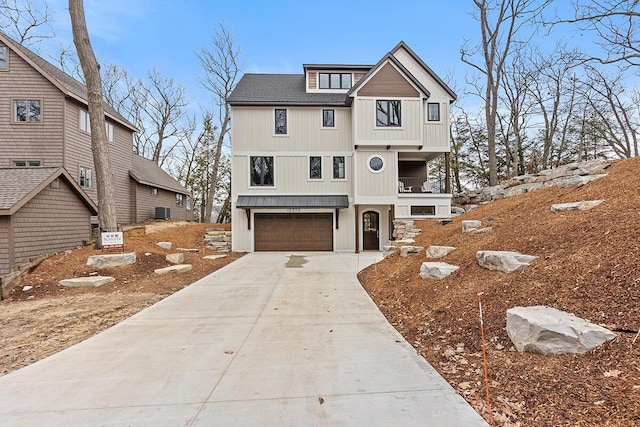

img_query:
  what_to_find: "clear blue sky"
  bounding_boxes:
[39,0,580,111]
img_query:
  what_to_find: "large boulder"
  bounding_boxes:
[420,262,459,279]
[59,276,115,287]
[462,220,482,233]
[551,200,604,213]
[426,246,456,259]
[166,253,185,264]
[400,246,424,257]
[154,264,193,275]
[157,241,172,250]
[86,253,136,269]
[476,250,536,273]
[506,306,616,355]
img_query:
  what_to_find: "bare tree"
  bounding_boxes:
[461,0,551,185]
[550,0,640,67]
[0,0,53,47]
[197,22,240,223]
[68,0,117,237]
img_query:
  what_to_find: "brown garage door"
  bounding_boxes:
[254,213,333,251]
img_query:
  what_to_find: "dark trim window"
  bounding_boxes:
[13,160,41,167]
[333,156,345,179]
[309,156,322,180]
[411,205,435,216]
[427,103,440,122]
[176,194,184,207]
[322,109,335,127]
[319,73,352,89]
[79,167,92,188]
[0,46,7,70]
[376,100,401,127]
[14,99,41,122]
[275,109,287,134]
[250,156,274,187]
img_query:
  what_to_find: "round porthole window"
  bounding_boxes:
[368,155,385,173]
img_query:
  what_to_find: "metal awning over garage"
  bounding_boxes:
[236,195,349,209]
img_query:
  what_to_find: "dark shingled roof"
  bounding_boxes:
[228,74,350,106]
[129,155,189,195]
[0,32,136,131]
[0,167,98,215]
[236,195,349,209]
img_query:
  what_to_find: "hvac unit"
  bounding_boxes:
[155,207,170,219]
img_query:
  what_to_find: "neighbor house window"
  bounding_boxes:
[0,46,7,70]
[319,73,352,89]
[105,122,114,142]
[376,100,401,127]
[275,109,287,134]
[13,160,41,167]
[186,197,192,211]
[333,156,345,179]
[79,167,92,188]
[250,156,274,187]
[151,187,158,195]
[322,109,335,127]
[427,103,440,121]
[79,109,91,132]
[309,156,322,180]
[176,194,184,206]
[14,99,41,122]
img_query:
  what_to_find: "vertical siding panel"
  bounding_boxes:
[356,98,420,141]
[355,151,396,197]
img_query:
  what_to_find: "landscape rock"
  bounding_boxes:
[420,262,459,279]
[551,174,607,189]
[451,206,465,215]
[177,248,200,253]
[157,241,172,250]
[473,227,493,234]
[551,200,604,213]
[462,220,482,233]
[154,264,193,275]
[204,255,227,260]
[400,246,424,257]
[476,250,536,273]
[166,253,185,264]
[86,253,136,269]
[59,276,115,287]
[382,246,398,258]
[506,305,616,355]
[426,246,456,259]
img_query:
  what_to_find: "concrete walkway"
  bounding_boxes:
[0,252,488,426]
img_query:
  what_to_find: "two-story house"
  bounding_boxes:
[228,41,456,253]
[0,33,191,277]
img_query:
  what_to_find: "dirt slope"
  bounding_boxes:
[359,158,640,426]
[0,222,243,375]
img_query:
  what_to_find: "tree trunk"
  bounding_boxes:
[205,111,229,223]
[69,0,118,238]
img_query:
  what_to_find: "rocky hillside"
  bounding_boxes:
[359,157,640,426]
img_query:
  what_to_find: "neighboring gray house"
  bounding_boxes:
[0,32,191,276]
[130,155,193,223]
[0,167,98,277]
[228,41,456,252]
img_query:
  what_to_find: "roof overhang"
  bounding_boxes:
[236,195,349,209]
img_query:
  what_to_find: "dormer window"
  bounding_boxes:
[319,73,352,89]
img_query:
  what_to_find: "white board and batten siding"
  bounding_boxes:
[232,106,352,153]
[354,98,422,144]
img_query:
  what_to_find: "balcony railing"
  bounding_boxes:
[398,177,442,194]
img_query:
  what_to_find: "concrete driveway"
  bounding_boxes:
[0,252,488,426]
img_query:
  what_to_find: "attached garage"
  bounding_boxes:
[254,213,333,251]
[236,195,350,252]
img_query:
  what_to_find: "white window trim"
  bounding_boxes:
[105,121,114,142]
[274,108,288,136]
[308,155,323,181]
[331,156,347,181]
[374,99,403,130]
[79,109,91,133]
[79,166,93,188]
[367,154,385,174]
[248,155,276,189]
[13,98,42,123]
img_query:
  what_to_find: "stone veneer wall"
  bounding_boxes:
[204,228,232,252]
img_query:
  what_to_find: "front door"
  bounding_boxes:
[363,211,379,250]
